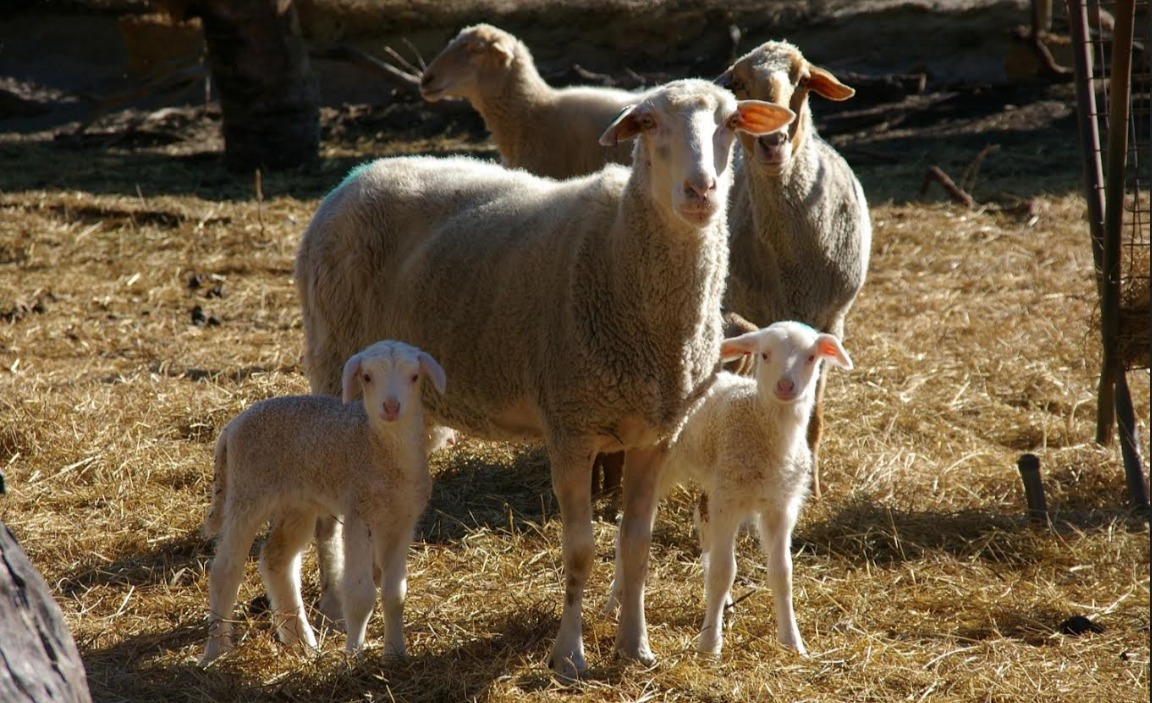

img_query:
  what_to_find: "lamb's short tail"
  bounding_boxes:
[203,430,229,538]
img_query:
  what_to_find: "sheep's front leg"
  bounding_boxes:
[545,442,595,680]
[314,514,346,630]
[373,519,413,658]
[340,516,377,655]
[698,506,741,656]
[757,506,806,655]
[261,509,319,654]
[614,444,664,665]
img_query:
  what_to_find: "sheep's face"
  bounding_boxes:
[420,24,517,102]
[599,80,794,228]
[717,41,854,175]
[720,321,852,405]
[341,341,447,425]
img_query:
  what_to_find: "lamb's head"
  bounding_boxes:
[420,24,521,103]
[341,340,447,425]
[716,41,854,175]
[721,321,852,406]
[599,79,795,227]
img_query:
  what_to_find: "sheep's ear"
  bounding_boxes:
[341,354,363,403]
[732,101,795,136]
[419,352,447,395]
[720,330,761,362]
[814,333,853,370]
[807,65,855,101]
[599,105,644,146]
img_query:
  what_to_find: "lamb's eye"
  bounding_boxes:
[807,354,816,364]
[760,352,768,361]
[362,373,372,384]
[410,373,419,384]
[798,75,810,88]
[730,80,747,95]
[638,114,656,130]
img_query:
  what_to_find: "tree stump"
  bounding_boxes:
[0,521,92,703]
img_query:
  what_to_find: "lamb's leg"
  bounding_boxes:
[614,444,664,666]
[340,516,377,655]
[807,369,828,498]
[693,492,733,607]
[374,520,412,658]
[602,527,623,617]
[698,506,740,656]
[314,514,346,630]
[201,517,259,666]
[756,506,806,655]
[261,509,319,653]
[545,440,596,680]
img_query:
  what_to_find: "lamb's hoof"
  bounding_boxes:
[198,640,232,668]
[614,636,656,667]
[696,631,723,658]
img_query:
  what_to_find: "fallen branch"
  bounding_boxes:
[310,44,422,93]
[921,166,977,208]
[959,144,1000,193]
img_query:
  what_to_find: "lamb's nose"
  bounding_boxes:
[684,176,717,199]
[382,400,401,420]
[776,379,796,396]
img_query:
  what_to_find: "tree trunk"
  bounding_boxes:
[0,522,92,703]
[183,0,319,171]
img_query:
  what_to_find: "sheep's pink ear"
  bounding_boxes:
[815,334,853,370]
[341,354,363,403]
[419,352,447,395]
[599,105,642,146]
[733,101,795,136]
[808,65,855,101]
[720,330,761,362]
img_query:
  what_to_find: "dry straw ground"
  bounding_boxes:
[2,10,1150,703]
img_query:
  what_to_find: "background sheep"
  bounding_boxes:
[419,23,642,179]
[606,321,852,657]
[199,340,446,666]
[295,79,794,678]
[717,40,872,498]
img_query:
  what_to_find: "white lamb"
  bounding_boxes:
[606,321,853,657]
[420,23,642,179]
[295,79,794,678]
[199,340,446,666]
[718,40,872,499]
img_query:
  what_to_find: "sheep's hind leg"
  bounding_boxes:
[314,514,346,631]
[201,515,260,666]
[261,508,320,654]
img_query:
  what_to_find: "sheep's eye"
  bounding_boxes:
[362,373,372,384]
[760,352,768,361]
[410,373,419,384]
[798,75,810,88]
[638,114,656,130]
[807,354,817,364]
[468,41,487,54]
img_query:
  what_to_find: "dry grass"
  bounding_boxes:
[1,70,1150,703]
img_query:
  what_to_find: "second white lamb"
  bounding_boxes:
[607,321,852,657]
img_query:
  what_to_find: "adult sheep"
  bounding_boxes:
[718,40,872,498]
[296,79,793,678]
[419,23,641,179]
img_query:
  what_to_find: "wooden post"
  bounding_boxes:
[0,522,92,703]
[1017,454,1049,524]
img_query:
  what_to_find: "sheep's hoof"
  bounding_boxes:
[198,640,232,668]
[614,636,656,667]
[546,651,587,683]
[696,631,723,658]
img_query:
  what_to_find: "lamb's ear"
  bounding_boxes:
[419,352,447,395]
[599,105,643,146]
[808,65,855,101]
[341,354,363,403]
[732,101,795,136]
[720,330,762,362]
[814,333,853,370]
[488,36,515,66]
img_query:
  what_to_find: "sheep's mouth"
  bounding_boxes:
[754,133,790,166]
[677,201,720,224]
[420,85,446,101]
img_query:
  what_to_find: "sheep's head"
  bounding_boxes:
[716,41,854,175]
[420,23,519,103]
[341,340,447,425]
[720,321,852,405]
[599,80,794,228]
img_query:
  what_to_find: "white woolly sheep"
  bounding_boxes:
[606,321,852,657]
[420,23,643,179]
[717,40,872,498]
[199,340,446,666]
[295,79,794,678]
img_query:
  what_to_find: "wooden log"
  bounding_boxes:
[0,521,92,703]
